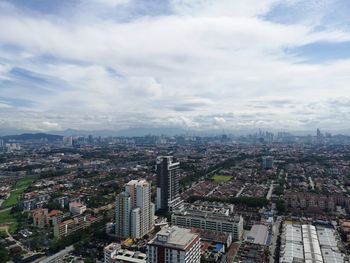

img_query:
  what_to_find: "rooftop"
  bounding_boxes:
[149,226,199,250]
[245,224,269,246]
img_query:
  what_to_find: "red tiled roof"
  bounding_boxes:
[48,209,63,217]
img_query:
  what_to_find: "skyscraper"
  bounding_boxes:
[115,179,154,239]
[316,128,324,144]
[156,156,183,213]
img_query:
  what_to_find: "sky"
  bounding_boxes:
[1,0,350,133]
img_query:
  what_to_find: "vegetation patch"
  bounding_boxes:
[212,175,232,183]
[0,210,18,233]
[1,178,33,209]
[15,178,34,189]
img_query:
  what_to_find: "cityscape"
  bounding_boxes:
[2,0,350,263]
[1,129,350,263]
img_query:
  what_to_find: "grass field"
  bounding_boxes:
[0,209,18,233]
[212,175,232,183]
[0,178,33,209]
[15,178,33,189]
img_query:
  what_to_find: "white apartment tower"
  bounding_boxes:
[115,179,154,239]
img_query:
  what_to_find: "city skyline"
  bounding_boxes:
[1,0,350,132]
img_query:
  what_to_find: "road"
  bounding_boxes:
[235,186,245,197]
[205,185,219,197]
[269,217,281,263]
[2,226,27,252]
[266,181,274,200]
[0,206,12,213]
[308,176,315,190]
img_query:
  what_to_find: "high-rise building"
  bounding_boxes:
[115,179,154,239]
[63,136,73,146]
[156,156,183,213]
[262,156,273,169]
[316,128,324,144]
[147,226,201,263]
[115,192,131,238]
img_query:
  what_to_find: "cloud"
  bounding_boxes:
[40,121,61,130]
[0,0,350,132]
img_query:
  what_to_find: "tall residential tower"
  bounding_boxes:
[115,179,154,239]
[156,156,183,213]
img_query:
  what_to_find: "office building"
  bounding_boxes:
[156,156,183,213]
[115,179,154,239]
[147,226,201,263]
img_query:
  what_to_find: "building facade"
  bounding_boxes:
[147,226,201,263]
[262,156,273,169]
[54,214,91,239]
[115,192,131,238]
[69,201,87,215]
[172,205,244,241]
[156,156,183,213]
[115,179,154,239]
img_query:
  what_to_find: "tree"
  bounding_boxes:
[276,200,286,214]
[84,256,96,263]
[0,248,9,263]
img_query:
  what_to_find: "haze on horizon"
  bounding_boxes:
[1,0,350,133]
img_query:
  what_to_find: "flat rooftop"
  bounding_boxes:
[149,226,198,250]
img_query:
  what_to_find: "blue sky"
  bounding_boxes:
[1,0,350,132]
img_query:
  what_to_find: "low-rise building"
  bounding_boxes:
[32,208,49,228]
[55,196,69,209]
[104,243,146,263]
[316,226,347,263]
[21,194,50,211]
[245,224,269,246]
[280,222,347,263]
[280,223,304,263]
[53,214,93,239]
[69,201,86,215]
[171,203,243,241]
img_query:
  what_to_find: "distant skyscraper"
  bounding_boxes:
[316,128,324,144]
[63,136,73,146]
[156,156,183,213]
[115,179,154,239]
